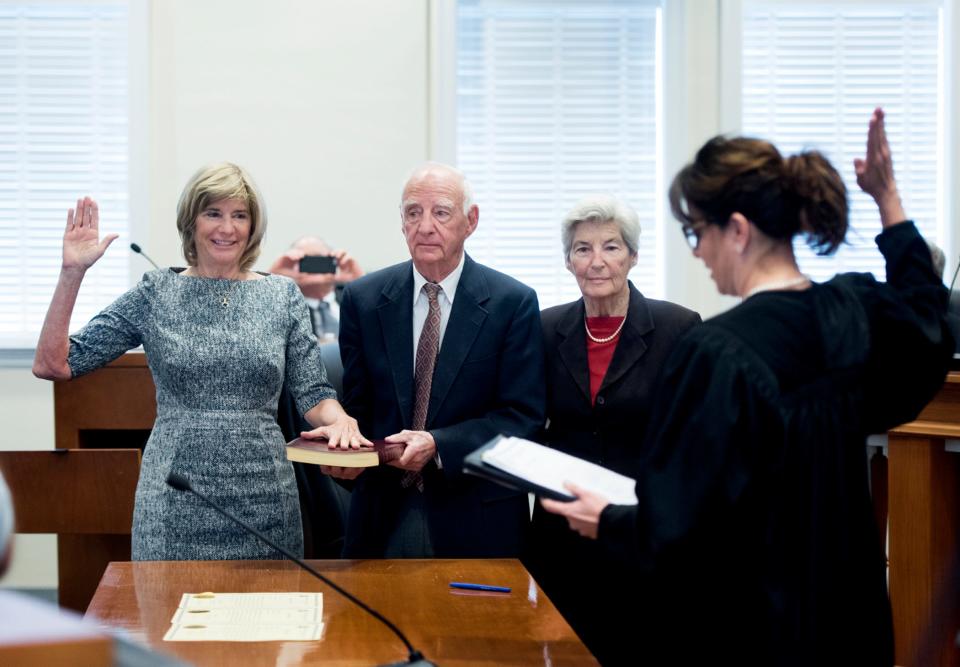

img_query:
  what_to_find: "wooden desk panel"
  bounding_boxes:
[52,351,153,612]
[0,448,141,614]
[85,559,597,666]
[54,351,156,451]
[0,450,139,534]
[888,371,960,667]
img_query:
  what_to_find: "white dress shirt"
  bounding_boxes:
[412,252,465,361]
[411,253,465,467]
[304,292,340,339]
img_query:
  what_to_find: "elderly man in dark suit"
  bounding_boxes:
[329,162,545,558]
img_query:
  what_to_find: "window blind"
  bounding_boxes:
[456,0,662,308]
[0,2,130,349]
[741,1,942,283]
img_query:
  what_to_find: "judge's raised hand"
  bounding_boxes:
[853,107,906,228]
[63,197,118,271]
[540,482,610,540]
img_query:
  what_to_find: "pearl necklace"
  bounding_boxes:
[584,315,627,344]
[743,275,810,299]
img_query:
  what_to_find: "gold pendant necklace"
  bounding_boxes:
[218,280,241,308]
[188,268,242,307]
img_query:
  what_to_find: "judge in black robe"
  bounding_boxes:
[542,108,954,666]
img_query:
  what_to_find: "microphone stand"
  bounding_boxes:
[130,242,161,270]
[166,473,435,667]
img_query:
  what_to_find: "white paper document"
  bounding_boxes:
[164,592,323,642]
[481,436,638,505]
[177,592,321,611]
[163,624,323,642]
[169,606,322,626]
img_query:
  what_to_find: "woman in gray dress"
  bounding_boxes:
[33,163,368,560]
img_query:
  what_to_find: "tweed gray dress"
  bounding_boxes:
[67,269,335,560]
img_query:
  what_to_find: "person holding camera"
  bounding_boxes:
[268,237,364,339]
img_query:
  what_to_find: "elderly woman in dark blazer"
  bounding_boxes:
[526,195,700,665]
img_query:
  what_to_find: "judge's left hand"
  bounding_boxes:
[384,430,436,472]
[540,482,610,540]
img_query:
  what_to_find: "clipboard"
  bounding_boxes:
[462,436,577,502]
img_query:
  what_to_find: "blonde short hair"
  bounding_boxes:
[176,162,267,271]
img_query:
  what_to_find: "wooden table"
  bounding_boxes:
[85,559,597,666]
[888,370,960,667]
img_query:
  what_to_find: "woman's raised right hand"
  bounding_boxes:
[853,108,906,228]
[62,197,118,271]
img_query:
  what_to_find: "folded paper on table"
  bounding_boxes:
[164,592,323,642]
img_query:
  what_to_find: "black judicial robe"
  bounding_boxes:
[600,222,954,666]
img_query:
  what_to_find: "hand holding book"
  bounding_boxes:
[381,429,436,472]
[540,482,609,540]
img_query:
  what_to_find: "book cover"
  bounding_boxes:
[285,438,404,468]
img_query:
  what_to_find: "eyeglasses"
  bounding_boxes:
[681,221,709,250]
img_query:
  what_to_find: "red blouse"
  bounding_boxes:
[585,316,625,405]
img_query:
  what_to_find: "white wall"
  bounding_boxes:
[147,0,430,276]
[1,0,432,590]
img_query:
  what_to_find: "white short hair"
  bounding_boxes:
[561,195,641,258]
[402,161,475,215]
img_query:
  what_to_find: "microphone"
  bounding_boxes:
[165,472,435,667]
[130,242,161,270]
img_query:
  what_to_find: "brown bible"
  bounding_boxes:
[285,438,404,468]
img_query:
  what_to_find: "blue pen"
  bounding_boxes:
[449,581,511,593]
